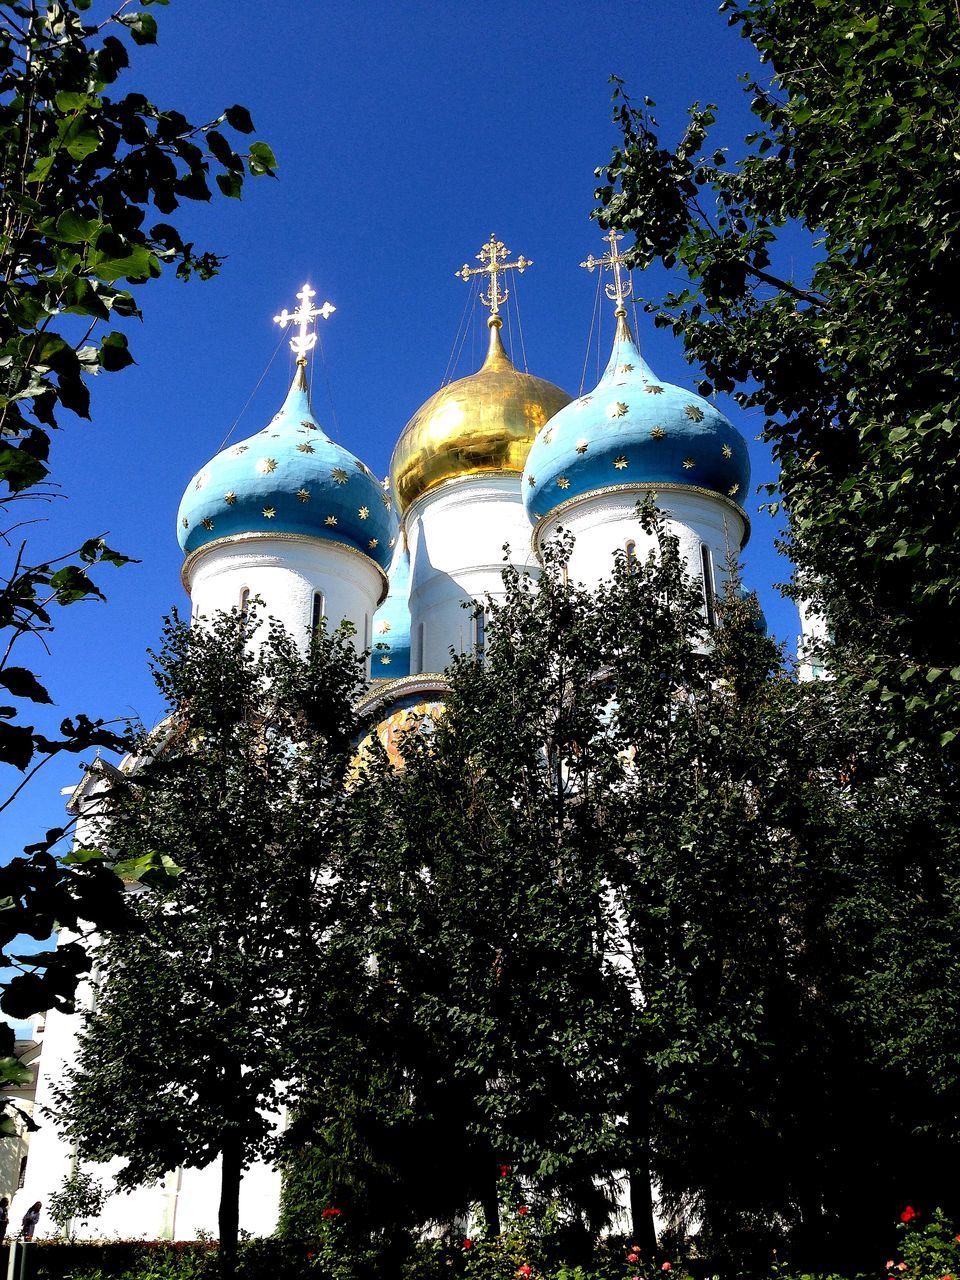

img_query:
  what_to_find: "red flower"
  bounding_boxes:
[941,1275,953,1279]
[519,1206,529,1217]
[955,1237,960,1244]
[306,1254,314,1261]
[518,1268,532,1278]
[662,1264,672,1272]
[321,1208,341,1219]
[901,1207,918,1224]
[628,1254,640,1264]
[499,1164,512,1177]
[463,1239,473,1250]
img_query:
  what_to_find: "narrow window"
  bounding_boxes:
[363,612,370,649]
[239,587,250,617]
[18,1154,27,1189]
[473,607,486,661]
[418,622,426,672]
[311,592,324,636]
[625,539,637,567]
[700,544,716,630]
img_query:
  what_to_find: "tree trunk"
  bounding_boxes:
[480,1178,501,1237]
[628,1167,658,1256]
[219,1133,243,1280]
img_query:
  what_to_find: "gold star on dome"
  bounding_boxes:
[685,403,705,422]
[181,517,188,528]
[325,515,337,527]
[233,445,248,456]
[382,493,392,510]
[722,444,733,458]
[263,506,276,519]
[614,455,628,470]
[224,491,237,505]
[543,429,554,444]
[527,475,536,486]
[195,473,208,490]
[354,460,370,475]
[358,506,370,519]
[683,457,696,469]
[297,443,315,454]
[368,537,378,549]
[651,426,667,440]
[378,621,392,634]
[389,536,396,548]
[257,458,277,474]
[301,419,317,431]
[728,483,740,496]
[608,402,629,419]
[557,476,570,489]
[620,363,635,373]
[331,468,348,484]
[297,488,310,502]
[380,655,391,665]
[201,517,214,531]
[644,384,664,395]
[575,440,589,454]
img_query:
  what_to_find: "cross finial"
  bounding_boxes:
[456,234,532,323]
[273,283,336,364]
[581,230,633,316]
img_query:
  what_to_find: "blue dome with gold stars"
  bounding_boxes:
[177,367,397,571]
[522,316,750,527]
[370,537,411,680]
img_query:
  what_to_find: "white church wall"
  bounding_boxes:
[184,536,384,664]
[405,474,539,673]
[536,486,747,595]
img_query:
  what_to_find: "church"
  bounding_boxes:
[16,231,759,1240]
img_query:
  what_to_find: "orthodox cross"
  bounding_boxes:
[456,234,532,319]
[580,229,633,315]
[274,283,336,362]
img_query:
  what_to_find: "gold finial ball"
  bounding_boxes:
[390,323,571,515]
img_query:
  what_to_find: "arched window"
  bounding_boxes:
[473,607,486,661]
[311,591,324,635]
[417,622,426,672]
[239,587,250,617]
[363,612,370,649]
[700,544,716,630]
[625,539,637,567]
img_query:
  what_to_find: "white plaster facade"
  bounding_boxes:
[405,474,540,674]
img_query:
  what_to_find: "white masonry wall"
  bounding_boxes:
[184,536,384,663]
[405,474,540,674]
[536,486,747,597]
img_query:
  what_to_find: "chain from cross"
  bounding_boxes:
[580,230,633,314]
[456,234,532,318]
[274,283,336,362]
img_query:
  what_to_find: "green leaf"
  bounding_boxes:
[248,140,278,176]
[0,668,52,705]
[98,331,135,372]
[224,104,255,134]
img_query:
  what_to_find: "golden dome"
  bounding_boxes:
[390,317,572,515]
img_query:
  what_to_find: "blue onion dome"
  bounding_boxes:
[522,313,750,531]
[177,365,398,575]
[370,536,411,680]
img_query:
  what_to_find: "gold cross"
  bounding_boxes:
[456,234,532,318]
[274,283,336,363]
[581,230,633,315]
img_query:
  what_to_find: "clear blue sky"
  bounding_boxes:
[3,0,817,864]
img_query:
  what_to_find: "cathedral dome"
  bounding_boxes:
[390,317,572,515]
[177,367,397,570]
[522,315,750,527]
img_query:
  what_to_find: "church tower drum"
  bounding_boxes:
[390,236,571,674]
[176,285,396,656]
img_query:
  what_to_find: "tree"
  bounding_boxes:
[289,510,960,1273]
[595,0,960,754]
[55,608,367,1276]
[47,1166,110,1239]
[0,0,275,1083]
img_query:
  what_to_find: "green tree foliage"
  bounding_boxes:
[0,0,274,1081]
[288,514,960,1274]
[594,0,960,753]
[47,1166,110,1239]
[55,608,367,1276]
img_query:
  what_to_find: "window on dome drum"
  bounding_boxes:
[625,539,637,567]
[473,606,486,662]
[239,587,250,617]
[417,622,426,673]
[363,612,370,650]
[311,592,325,636]
[700,544,717,630]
